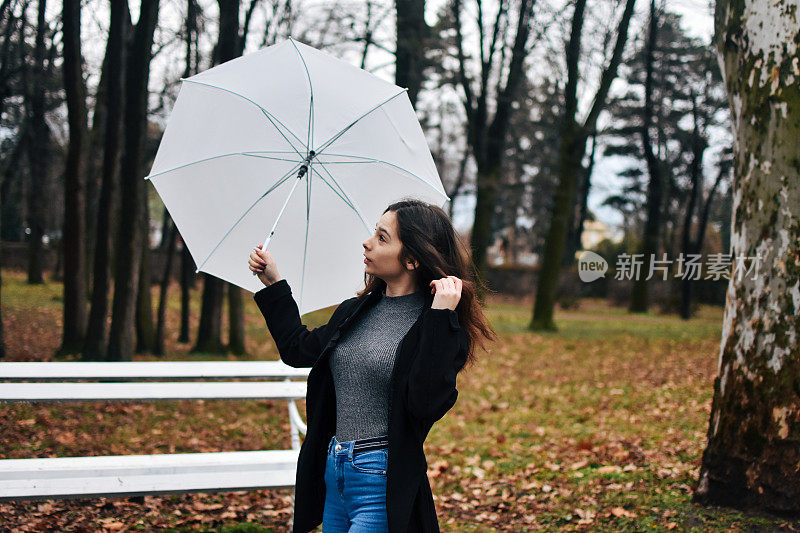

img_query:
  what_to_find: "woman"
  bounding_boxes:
[248,199,496,532]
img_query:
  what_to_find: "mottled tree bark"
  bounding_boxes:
[695,0,800,513]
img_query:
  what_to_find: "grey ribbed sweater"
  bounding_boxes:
[329,287,426,442]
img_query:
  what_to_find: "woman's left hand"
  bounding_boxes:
[430,276,463,310]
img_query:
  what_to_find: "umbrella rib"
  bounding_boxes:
[312,89,408,156]
[310,161,358,212]
[241,154,303,163]
[313,160,372,235]
[317,153,450,201]
[195,162,304,273]
[145,152,300,180]
[308,163,359,215]
[288,38,315,155]
[181,79,307,158]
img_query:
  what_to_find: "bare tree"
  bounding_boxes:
[530,0,636,330]
[25,0,47,285]
[178,0,200,345]
[84,0,129,361]
[194,0,242,355]
[106,0,159,362]
[452,0,537,299]
[61,0,89,352]
[629,0,662,313]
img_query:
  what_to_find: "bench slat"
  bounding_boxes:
[0,450,299,501]
[0,381,308,402]
[0,361,309,380]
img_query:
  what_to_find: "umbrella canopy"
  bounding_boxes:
[146,38,449,315]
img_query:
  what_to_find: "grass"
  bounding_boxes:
[1,269,799,531]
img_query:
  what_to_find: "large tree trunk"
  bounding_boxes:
[530,0,636,330]
[106,0,159,362]
[25,0,48,285]
[630,0,662,314]
[395,0,427,107]
[694,0,800,513]
[84,0,128,361]
[61,0,89,352]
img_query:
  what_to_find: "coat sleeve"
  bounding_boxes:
[405,308,469,426]
[254,279,351,368]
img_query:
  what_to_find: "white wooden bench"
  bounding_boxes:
[0,361,309,516]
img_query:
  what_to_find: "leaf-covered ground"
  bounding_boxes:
[1,269,798,532]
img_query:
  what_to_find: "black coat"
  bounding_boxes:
[254,279,469,532]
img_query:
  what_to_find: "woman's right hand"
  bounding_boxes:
[249,245,281,287]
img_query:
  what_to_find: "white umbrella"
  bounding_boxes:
[146,38,449,315]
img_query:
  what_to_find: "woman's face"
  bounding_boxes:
[362,210,416,279]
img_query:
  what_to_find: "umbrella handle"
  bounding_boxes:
[252,237,273,276]
[252,165,306,276]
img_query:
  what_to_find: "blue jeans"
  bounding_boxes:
[323,434,389,532]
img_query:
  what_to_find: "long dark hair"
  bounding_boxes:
[356,198,497,370]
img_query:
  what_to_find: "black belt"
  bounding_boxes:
[351,435,388,454]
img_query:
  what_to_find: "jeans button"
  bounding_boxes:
[335,444,342,452]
